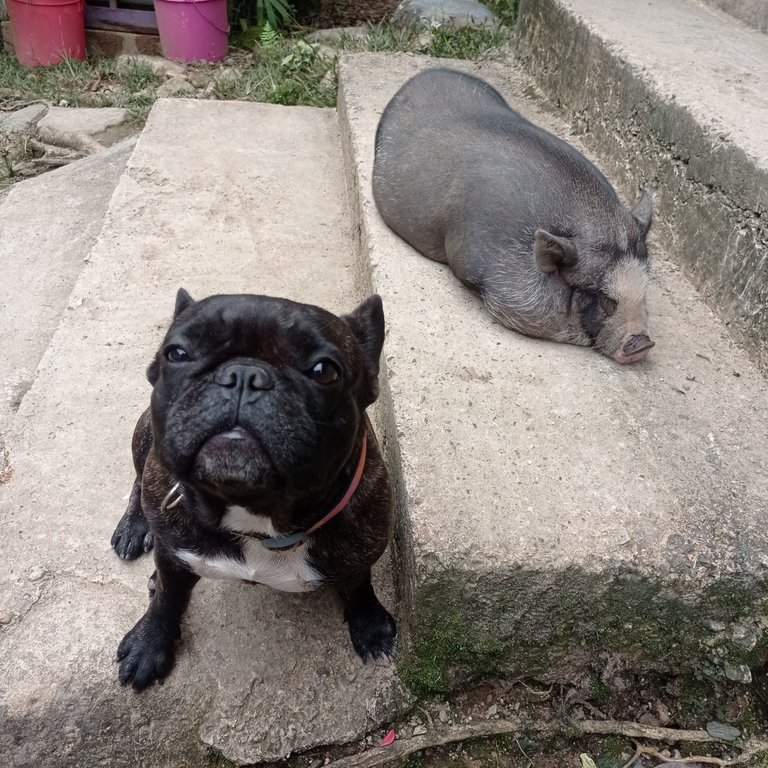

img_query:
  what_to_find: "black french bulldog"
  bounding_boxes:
[111,289,396,691]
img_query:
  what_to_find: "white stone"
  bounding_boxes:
[38,106,129,138]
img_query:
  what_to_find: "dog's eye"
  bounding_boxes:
[165,345,191,363]
[598,293,618,316]
[307,359,340,385]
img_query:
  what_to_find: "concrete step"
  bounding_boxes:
[337,52,768,696]
[0,138,135,454]
[515,0,768,371]
[0,99,407,768]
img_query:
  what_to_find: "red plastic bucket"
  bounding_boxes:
[7,0,86,67]
[154,0,229,63]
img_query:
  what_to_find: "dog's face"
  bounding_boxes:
[147,289,385,506]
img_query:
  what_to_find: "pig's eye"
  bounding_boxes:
[598,293,618,316]
[307,359,340,385]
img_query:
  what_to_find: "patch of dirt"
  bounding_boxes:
[301,0,401,27]
[251,677,765,768]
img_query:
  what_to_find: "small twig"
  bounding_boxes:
[621,744,642,768]
[35,125,102,154]
[29,157,79,169]
[323,719,555,768]
[580,720,712,742]
[27,138,80,158]
[518,681,553,701]
[642,741,768,767]
[322,719,768,768]
[572,699,608,720]
[513,736,533,766]
[415,705,434,730]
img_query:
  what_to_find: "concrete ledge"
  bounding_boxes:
[515,0,768,372]
[338,51,768,697]
[0,138,135,439]
[699,0,768,33]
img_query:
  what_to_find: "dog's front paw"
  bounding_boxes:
[116,615,177,691]
[111,509,153,560]
[347,604,397,664]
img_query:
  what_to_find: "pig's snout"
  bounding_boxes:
[613,334,655,364]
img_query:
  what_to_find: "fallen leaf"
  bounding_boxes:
[380,729,396,747]
[579,755,598,768]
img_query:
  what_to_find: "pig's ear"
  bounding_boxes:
[342,294,385,406]
[631,189,653,237]
[534,230,578,273]
[174,287,195,318]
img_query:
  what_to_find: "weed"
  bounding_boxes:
[485,0,520,26]
[338,23,421,53]
[211,42,336,106]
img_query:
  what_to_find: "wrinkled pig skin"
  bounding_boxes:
[372,68,655,364]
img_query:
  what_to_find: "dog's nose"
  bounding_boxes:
[215,363,274,391]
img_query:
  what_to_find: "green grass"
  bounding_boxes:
[0,18,509,119]
[335,22,510,59]
[0,54,161,118]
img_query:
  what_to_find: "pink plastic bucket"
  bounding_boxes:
[154,0,229,63]
[7,0,86,67]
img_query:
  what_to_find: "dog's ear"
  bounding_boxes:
[147,289,195,385]
[146,355,160,385]
[174,287,195,318]
[343,294,385,406]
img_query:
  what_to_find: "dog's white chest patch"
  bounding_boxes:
[175,506,321,593]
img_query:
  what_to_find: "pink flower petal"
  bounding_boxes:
[380,729,396,747]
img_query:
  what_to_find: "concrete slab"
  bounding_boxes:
[0,137,136,441]
[337,52,768,694]
[698,0,768,33]
[515,0,768,371]
[0,100,408,767]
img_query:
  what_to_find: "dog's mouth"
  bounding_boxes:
[191,426,278,490]
[218,427,250,441]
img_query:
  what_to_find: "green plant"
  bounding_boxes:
[230,0,297,29]
[279,39,318,72]
[485,0,520,25]
[0,52,159,118]
[259,20,280,47]
[336,21,510,59]
[256,0,294,27]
